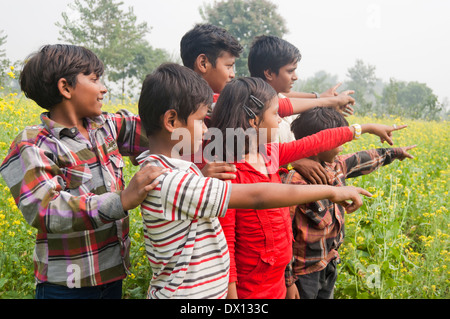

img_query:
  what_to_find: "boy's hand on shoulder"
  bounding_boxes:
[201,161,237,181]
[121,164,169,211]
[329,185,372,214]
[292,158,330,185]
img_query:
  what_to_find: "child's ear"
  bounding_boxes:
[248,117,258,129]
[263,69,274,82]
[194,54,210,74]
[162,109,181,133]
[248,113,263,129]
[57,78,72,99]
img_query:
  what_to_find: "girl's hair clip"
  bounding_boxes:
[249,95,264,109]
[242,104,257,119]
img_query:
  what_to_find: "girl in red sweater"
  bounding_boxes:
[210,77,404,299]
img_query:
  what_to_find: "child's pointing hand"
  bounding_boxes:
[329,185,373,214]
[397,145,417,160]
[361,123,408,145]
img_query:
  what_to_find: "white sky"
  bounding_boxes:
[1,0,449,101]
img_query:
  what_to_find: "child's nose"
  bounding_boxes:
[100,83,108,93]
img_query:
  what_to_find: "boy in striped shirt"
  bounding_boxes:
[136,63,372,299]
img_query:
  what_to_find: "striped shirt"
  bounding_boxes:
[282,148,403,282]
[0,110,148,287]
[137,153,232,299]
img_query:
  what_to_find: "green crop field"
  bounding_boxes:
[0,90,448,299]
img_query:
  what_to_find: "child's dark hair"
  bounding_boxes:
[180,23,243,70]
[291,107,349,140]
[209,77,277,161]
[19,44,104,111]
[138,63,213,137]
[248,35,301,79]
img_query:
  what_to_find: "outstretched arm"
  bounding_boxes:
[288,92,355,117]
[357,123,408,145]
[284,82,346,99]
[285,82,355,117]
[285,124,412,185]
[343,145,417,179]
[228,183,372,213]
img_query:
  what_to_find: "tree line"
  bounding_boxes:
[298,60,447,121]
[0,0,447,120]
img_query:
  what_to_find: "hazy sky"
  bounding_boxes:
[1,0,449,100]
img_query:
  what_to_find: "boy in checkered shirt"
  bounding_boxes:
[282,107,415,299]
[0,44,165,299]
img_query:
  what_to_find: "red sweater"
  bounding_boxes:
[219,126,353,299]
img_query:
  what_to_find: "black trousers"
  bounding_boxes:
[295,259,338,299]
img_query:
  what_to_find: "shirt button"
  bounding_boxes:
[107,181,111,187]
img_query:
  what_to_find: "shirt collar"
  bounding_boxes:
[40,112,106,138]
[136,151,197,172]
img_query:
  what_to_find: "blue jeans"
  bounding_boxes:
[35,280,123,299]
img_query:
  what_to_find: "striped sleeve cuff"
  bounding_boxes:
[216,181,231,218]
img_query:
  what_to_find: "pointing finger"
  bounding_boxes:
[393,124,408,131]
[357,187,373,198]
[384,135,393,145]
[333,82,342,90]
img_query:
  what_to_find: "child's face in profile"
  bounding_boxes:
[318,145,344,163]
[267,61,298,94]
[176,104,209,155]
[203,51,236,94]
[255,96,281,144]
[69,73,107,118]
